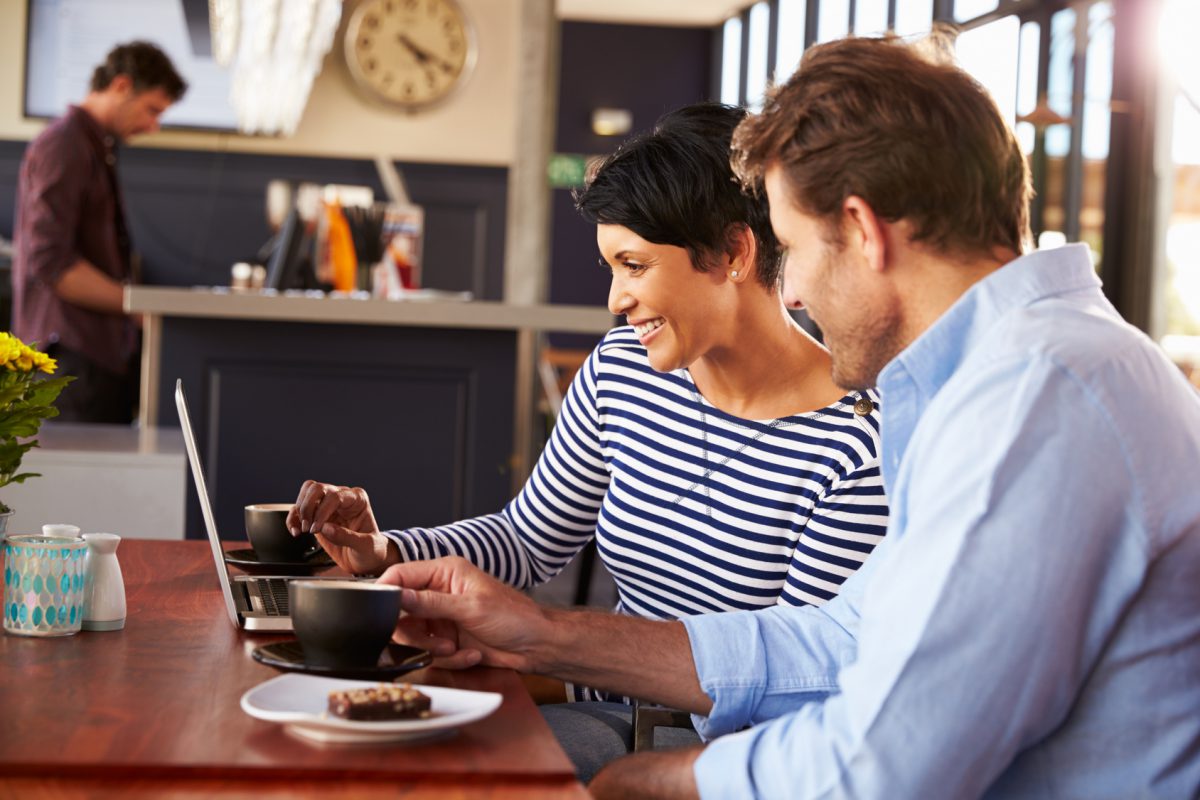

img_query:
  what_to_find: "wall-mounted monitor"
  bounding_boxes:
[24,0,239,132]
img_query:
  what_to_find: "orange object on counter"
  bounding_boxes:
[325,201,357,292]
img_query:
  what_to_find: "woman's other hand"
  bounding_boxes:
[288,480,397,575]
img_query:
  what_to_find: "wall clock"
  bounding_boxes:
[344,0,476,110]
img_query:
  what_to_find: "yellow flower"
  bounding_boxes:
[0,334,18,368]
[0,335,56,373]
[14,345,36,373]
[33,352,56,374]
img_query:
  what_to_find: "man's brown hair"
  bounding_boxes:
[732,32,1032,257]
[91,41,187,101]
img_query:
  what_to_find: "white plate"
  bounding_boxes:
[240,673,503,744]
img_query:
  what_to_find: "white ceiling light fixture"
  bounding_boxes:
[209,0,343,136]
[208,0,240,67]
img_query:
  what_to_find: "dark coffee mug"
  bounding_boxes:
[289,580,402,668]
[245,503,318,563]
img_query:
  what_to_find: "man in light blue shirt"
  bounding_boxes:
[379,33,1200,799]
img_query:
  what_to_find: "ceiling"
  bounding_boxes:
[556,0,744,27]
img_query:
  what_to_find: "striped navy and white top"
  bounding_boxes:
[384,327,888,625]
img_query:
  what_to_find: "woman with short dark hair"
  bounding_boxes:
[290,103,888,694]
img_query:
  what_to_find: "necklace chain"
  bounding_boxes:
[672,383,793,518]
[671,378,864,518]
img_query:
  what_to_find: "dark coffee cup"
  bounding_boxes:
[288,580,402,668]
[245,503,318,563]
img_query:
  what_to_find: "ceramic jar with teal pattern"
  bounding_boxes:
[3,534,87,637]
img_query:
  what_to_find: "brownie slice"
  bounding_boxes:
[327,683,432,721]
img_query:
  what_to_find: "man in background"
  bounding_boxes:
[12,41,186,423]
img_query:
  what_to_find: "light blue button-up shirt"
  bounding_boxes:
[684,244,1200,798]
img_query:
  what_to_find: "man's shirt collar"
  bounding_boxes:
[875,244,1100,488]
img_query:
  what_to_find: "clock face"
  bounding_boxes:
[345,0,475,109]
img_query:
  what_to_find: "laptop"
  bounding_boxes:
[176,379,340,631]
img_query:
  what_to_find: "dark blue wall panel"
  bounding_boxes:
[160,317,516,541]
[549,21,715,348]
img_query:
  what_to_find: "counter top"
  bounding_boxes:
[30,421,183,456]
[126,285,615,333]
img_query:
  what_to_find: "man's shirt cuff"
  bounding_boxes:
[693,725,762,800]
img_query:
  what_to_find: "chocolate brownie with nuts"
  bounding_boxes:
[327,683,432,721]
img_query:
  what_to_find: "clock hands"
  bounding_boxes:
[396,34,455,74]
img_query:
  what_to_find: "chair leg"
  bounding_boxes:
[573,539,597,606]
[631,702,696,752]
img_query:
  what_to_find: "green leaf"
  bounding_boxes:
[0,384,29,408]
[0,368,75,490]
[26,376,74,406]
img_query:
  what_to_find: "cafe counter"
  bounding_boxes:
[126,286,613,543]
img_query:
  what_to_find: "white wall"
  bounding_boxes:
[0,0,520,167]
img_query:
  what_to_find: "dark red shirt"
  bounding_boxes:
[13,105,135,375]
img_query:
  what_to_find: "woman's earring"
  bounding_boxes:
[731,270,739,278]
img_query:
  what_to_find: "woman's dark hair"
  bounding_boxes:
[575,102,782,290]
[91,41,188,101]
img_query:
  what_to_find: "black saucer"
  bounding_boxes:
[252,640,432,680]
[224,548,336,575]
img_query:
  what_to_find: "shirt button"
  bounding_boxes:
[105,154,116,166]
[853,396,874,416]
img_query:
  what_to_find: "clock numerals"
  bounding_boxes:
[348,0,473,108]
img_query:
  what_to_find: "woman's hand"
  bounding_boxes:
[287,480,397,575]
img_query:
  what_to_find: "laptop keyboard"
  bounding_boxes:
[256,579,291,615]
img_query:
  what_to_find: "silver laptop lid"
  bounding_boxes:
[175,379,243,628]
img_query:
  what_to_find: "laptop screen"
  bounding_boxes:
[175,379,242,627]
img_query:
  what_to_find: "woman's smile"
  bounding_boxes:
[631,317,665,344]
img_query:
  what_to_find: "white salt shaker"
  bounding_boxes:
[82,533,126,631]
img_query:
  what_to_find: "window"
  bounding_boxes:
[855,0,890,36]
[746,2,771,109]
[1159,0,1200,383]
[713,0,1178,372]
[1015,20,1040,155]
[817,0,851,43]
[894,0,933,38]
[956,16,1021,126]
[722,0,943,99]
[720,16,743,106]
[955,0,998,22]
[775,0,806,82]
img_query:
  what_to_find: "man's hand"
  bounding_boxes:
[589,747,704,800]
[378,556,552,671]
[288,481,396,575]
[380,557,713,712]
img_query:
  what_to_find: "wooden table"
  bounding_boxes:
[0,540,585,798]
